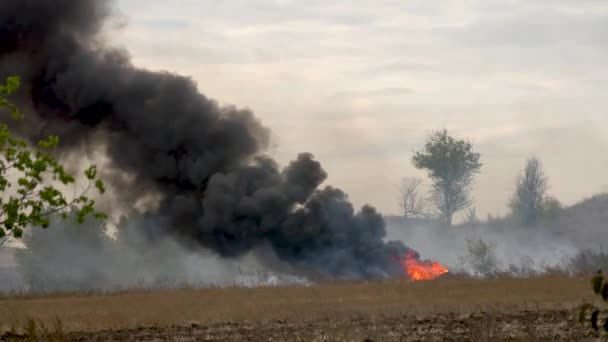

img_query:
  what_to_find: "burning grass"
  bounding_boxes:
[401,251,449,281]
[0,275,591,335]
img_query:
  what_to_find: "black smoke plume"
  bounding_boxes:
[0,0,411,279]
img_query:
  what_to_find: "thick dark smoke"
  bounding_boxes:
[0,0,411,279]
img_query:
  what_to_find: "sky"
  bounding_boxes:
[110,0,608,219]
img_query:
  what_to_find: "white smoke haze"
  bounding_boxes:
[3,214,311,293]
[385,219,581,276]
[2,197,606,294]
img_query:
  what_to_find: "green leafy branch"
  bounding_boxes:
[579,270,608,335]
[0,76,106,240]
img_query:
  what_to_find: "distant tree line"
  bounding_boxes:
[400,129,562,228]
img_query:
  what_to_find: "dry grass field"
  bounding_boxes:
[0,276,597,341]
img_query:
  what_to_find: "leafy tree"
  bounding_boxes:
[412,129,482,227]
[0,76,106,242]
[541,195,563,221]
[509,157,548,227]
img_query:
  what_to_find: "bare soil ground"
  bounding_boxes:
[0,276,597,341]
[62,309,591,341]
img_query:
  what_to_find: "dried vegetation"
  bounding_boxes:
[0,276,595,341]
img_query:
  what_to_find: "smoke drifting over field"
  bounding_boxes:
[0,0,411,280]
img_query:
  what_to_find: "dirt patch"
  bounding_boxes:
[64,309,592,341]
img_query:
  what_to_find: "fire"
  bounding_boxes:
[401,251,449,281]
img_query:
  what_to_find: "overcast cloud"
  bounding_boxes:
[111,0,608,218]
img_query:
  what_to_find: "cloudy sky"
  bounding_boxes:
[111,0,608,219]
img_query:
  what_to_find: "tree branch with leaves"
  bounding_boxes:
[0,76,106,241]
[580,270,608,336]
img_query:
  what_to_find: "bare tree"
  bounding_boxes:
[509,157,548,227]
[399,177,426,218]
[464,207,479,226]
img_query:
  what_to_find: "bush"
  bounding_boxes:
[459,238,499,277]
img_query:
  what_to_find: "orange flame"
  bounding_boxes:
[401,252,448,281]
